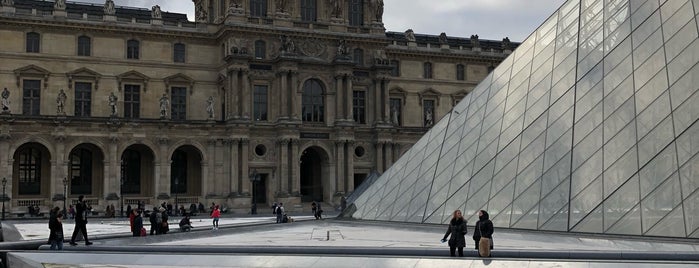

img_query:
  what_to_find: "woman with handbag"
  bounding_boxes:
[473,210,494,257]
[441,210,467,257]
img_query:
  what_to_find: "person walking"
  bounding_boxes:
[473,210,494,257]
[441,209,467,257]
[48,207,64,250]
[149,208,159,235]
[211,205,221,230]
[69,195,93,246]
[311,201,318,220]
[132,210,143,237]
[275,203,284,223]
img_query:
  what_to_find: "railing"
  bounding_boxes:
[15,199,44,207]
[175,197,198,205]
[125,198,147,205]
[70,198,99,206]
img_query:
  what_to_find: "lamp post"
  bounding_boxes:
[62,177,68,216]
[2,177,7,221]
[249,170,260,215]
[174,177,179,216]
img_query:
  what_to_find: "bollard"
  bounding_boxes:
[327,231,330,241]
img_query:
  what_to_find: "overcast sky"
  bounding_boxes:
[78,0,567,41]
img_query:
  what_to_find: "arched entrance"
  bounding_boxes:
[300,146,327,202]
[13,142,51,198]
[68,143,105,197]
[170,145,203,196]
[120,144,155,196]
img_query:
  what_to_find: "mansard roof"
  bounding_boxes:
[14,0,188,23]
[385,31,519,52]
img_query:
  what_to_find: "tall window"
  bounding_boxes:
[219,0,226,17]
[22,79,41,116]
[74,82,92,117]
[77,35,91,56]
[171,150,187,194]
[70,148,93,195]
[423,100,435,126]
[250,0,267,17]
[254,40,266,59]
[121,149,141,194]
[424,62,433,79]
[26,32,40,53]
[173,43,186,63]
[127,39,140,59]
[389,98,402,126]
[302,79,324,122]
[124,85,140,119]
[456,64,465,81]
[348,0,363,26]
[18,147,41,195]
[253,85,268,121]
[354,48,364,66]
[300,0,317,22]
[208,0,215,23]
[390,60,400,77]
[352,90,366,124]
[171,87,187,120]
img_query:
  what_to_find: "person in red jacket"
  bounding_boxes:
[210,205,221,230]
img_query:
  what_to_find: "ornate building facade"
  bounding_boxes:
[0,0,514,214]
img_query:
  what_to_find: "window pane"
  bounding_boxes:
[253,85,268,121]
[124,85,140,118]
[26,32,40,53]
[74,82,92,117]
[22,80,41,116]
[171,87,187,120]
[78,36,91,56]
[348,0,363,26]
[352,90,365,124]
[174,43,186,63]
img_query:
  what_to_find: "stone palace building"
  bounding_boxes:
[0,0,515,215]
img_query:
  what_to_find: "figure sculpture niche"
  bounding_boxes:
[159,93,169,118]
[151,5,162,19]
[103,0,115,15]
[470,35,480,48]
[56,89,67,115]
[330,0,343,18]
[424,109,433,126]
[206,96,215,119]
[108,92,118,116]
[275,0,288,13]
[54,0,66,10]
[439,32,448,45]
[1,88,10,113]
[279,35,296,54]
[404,29,416,42]
[370,0,384,22]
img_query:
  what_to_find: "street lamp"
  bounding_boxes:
[2,177,7,221]
[174,177,179,216]
[62,177,68,216]
[249,170,260,215]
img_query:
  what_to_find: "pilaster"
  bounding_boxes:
[241,69,251,119]
[290,139,300,195]
[346,140,355,193]
[158,137,169,198]
[277,71,288,121]
[290,71,300,120]
[205,139,216,196]
[240,139,250,195]
[230,139,240,194]
[375,141,384,172]
[335,140,345,193]
[334,75,343,121]
[278,139,289,195]
[345,75,353,121]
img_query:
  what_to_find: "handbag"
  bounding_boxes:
[140,227,147,236]
[477,223,492,257]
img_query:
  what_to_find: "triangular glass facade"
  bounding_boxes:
[351,0,699,238]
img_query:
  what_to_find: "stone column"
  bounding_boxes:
[345,75,354,121]
[290,139,300,195]
[230,139,239,194]
[290,71,300,120]
[375,141,384,172]
[385,142,394,170]
[373,79,382,123]
[335,140,345,193]
[206,139,216,196]
[158,138,169,198]
[279,139,289,194]
[229,70,239,119]
[241,70,251,119]
[0,137,11,203]
[278,71,288,120]
[381,79,390,122]
[346,141,355,193]
[240,139,250,195]
[335,75,343,121]
[214,140,225,194]
[108,137,119,198]
[54,137,66,199]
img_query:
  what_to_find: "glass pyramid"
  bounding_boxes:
[351,0,699,238]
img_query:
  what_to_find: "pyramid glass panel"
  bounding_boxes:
[349,0,699,238]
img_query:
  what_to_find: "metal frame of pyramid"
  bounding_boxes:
[350,0,699,238]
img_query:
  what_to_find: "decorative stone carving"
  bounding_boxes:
[56,88,67,115]
[370,0,384,22]
[502,37,512,51]
[230,0,242,8]
[206,96,215,119]
[275,0,288,13]
[298,38,325,57]
[103,0,115,15]
[196,3,207,22]
[330,0,342,18]
[228,0,243,14]
[373,49,388,65]
[439,32,448,45]
[279,35,296,54]
[108,92,118,116]
[151,5,162,19]
[159,93,169,118]
[1,0,14,7]
[227,38,248,55]
[390,104,399,125]
[1,88,10,113]
[404,29,416,42]
[335,39,350,60]
[470,34,480,48]
[54,0,66,10]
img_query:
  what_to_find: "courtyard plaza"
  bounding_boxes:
[1,213,699,267]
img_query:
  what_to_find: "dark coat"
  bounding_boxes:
[48,215,64,242]
[443,218,467,247]
[132,215,143,236]
[75,201,89,224]
[473,211,494,240]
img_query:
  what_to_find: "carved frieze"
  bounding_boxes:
[297,38,326,58]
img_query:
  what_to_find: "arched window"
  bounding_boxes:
[302,79,325,122]
[77,35,91,56]
[173,43,186,63]
[127,39,140,59]
[26,32,40,53]
[254,40,266,59]
[423,62,433,79]
[300,0,317,22]
[348,0,363,26]
[353,48,363,66]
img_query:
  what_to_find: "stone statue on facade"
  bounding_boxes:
[330,0,342,18]
[424,109,433,126]
[104,0,115,15]
[229,0,242,8]
[1,88,10,113]
[373,49,388,65]
[159,93,169,118]
[228,0,243,14]
[502,37,512,51]
[56,88,67,115]
[391,105,399,125]
[279,35,296,54]
[1,0,14,7]
[336,39,350,59]
[438,32,448,45]
[196,3,207,22]
[151,5,162,19]
[470,34,480,48]
[54,0,66,10]
[108,92,118,116]
[371,0,384,22]
[206,96,215,119]
[275,0,288,13]
[405,29,416,42]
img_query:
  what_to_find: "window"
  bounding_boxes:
[353,48,364,66]
[423,99,435,126]
[353,90,366,124]
[22,79,41,115]
[302,79,324,122]
[127,39,139,59]
[26,32,40,53]
[219,0,226,17]
[253,85,268,121]
[300,0,317,22]
[70,148,93,195]
[250,0,267,17]
[390,60,400,77]
[208,0,215,23]
[456,64,465,81]
[124,85,140,119]
[173,43,186,63]
[18,147,41,195]
[77,35,91,56]
[171,87,187,120]
[389,98,402,126]
[348,0,363,26]
[424,62,433,79]
[121,149,141,194]
[254,40,266,59]
[171,150,187,194]
[74,82,92,117]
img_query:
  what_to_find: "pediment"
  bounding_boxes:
[389,87,407,95]
[419,88,442,105]
[117,70,149,81]
[67,67,101,79]
[164,73,194,85]
[14,65,50,88]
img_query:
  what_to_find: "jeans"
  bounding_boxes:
[50,240,63,250]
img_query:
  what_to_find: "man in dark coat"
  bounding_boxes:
[69,195,93,246]
[132,210,143,237]
[442,210,467,257]
[473,210,494,250]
